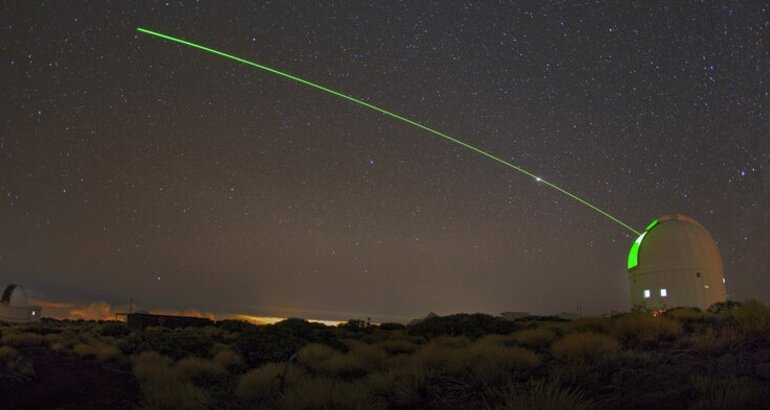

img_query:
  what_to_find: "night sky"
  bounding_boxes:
[1,1,767,321]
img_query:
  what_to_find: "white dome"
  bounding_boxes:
[1,284,29,307]
[628,214,726,310]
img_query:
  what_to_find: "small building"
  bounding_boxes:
[116,312,213,330]
[627,214,726,310]
[0,284,41,323]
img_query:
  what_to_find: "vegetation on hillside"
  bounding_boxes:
[1,301,769,409]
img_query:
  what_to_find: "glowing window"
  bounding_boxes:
[660,289,668,297]
[643,289,651,298]
[704,284,710,289]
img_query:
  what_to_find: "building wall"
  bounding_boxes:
[629,268,726,310]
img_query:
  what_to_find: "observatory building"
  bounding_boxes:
[0,284,41,323]
[627,214,726,311]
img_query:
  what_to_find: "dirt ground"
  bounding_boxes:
[1,347,138,409]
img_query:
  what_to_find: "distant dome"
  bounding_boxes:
[1,284,29,307]
[627,214,726,310]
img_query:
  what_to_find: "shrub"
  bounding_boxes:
[101,322,131,337]
[236,362,306,400]
[0,345,18,359]
[217,319,257,333]
[465,341,541,382]
[318,352,370,378]
[487,379,592,410]
[73,342,120,362]
[687,326,742,355]
[665,307,706,322]
[212,349,244,372]
[408,313,519,338]
[707,300,741,314]
[235,319,345,368]
[1,332,45,347]
[176,357,227,384]
[296,343,337,372]
[279,376,384,410]
[610,313,683,346]
[123,328,214,359]
[551,331,618,363]
[511,327,558,350]
[377,338,419,355]
[133,351,209,409]
[410,342,461,373]
[728,300,770,335]
[378,322,405,331]
[689,374,761,410]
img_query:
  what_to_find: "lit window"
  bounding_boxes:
[660,289,668,297]
[704,284,710,289]
[643,289,651,298]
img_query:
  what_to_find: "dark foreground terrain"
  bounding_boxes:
[2,301,770,409]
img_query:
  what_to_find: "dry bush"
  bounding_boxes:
[511,327,558,349]
[389,366,433,407]
[279,376,385,410]
[551,331,619,363]
[212,349,244,371]
[463,337,541,381]
[1,332,45,347]
[665,307,708,322]
[298,343,385,378]
[50,342,66,352]
[176,357,227,383]
[133,351,174,382]
[429,335,472,348]
[728,300,770,335]
[318,351,370,378]
[377,338,419,355]
[73,341,120,362]
[236,362,306,400]
[410,342,462,373]
[487,379,592,410]
[610,313,683,346]
[564,318,611,334]
[689,374,761,410]
[133,351,209,410]
[687,327,742,355]
[296,343,337,372]
[0,345,18,359]
[348,344,387,370]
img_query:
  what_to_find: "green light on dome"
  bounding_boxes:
[627,232,646,270]
[628,218,660,270]
[645,219,660,232]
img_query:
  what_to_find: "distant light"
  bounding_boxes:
[643,289,651,298]
[535,177,542,182]
[704,284,710,289]
[31,311,36,316]
[722,278,726,283]
[660,288,668,297]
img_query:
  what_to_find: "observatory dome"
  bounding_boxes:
[1,284,29,307]
[0,284,40,323]
[627,214,726,310]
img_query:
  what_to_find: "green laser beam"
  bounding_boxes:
[136,27,641,236]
